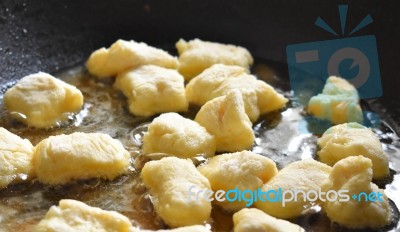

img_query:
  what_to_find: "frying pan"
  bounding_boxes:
[1,0,400,231]
[1,0,399,127]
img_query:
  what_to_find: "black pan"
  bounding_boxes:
[0,0,399,231]
[1,0,399,129]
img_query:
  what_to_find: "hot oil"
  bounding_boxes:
[0,68,163,231]
[0,62,399,232]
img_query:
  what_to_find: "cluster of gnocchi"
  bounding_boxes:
[0,38,393,232]
[0,128,131,187]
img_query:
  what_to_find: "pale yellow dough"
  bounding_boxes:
[33,132,131,185]
[0,127,34,189]
[321,156,390,229]
[130,225,211,232]
[254,159,331,219]
[176,38,253,80]
[233,208,303,232]
[34,199,132,232]
[87,39,178,78]
[198,151,278,211]
[308,76,363,124]
[143,113,216,158]
[141,157,212,228]
[195,90,254,152]
[4,72,84,128]
[114,65,188,117]
[186,64,288,122]
[318,122,389,179]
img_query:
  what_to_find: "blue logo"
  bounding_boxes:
[286,5,382,102]
[352,191,384,202]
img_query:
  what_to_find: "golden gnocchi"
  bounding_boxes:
[318,122,389,179]
[321,156,390,229]
[176,38,253,80]
[34,199,132,232]
[308,76,363,124]
[131,225,211,232]
[198,151,278,211]
[143,113,216,158]
[186,64,288,122]
[254,159,331,219]
[114,65,188,117]
[0,127,35,189]
[87,39,179,78]
[233,208,303,232]
[4,72,84,128]
[141,157,212,228]
[33,132,131,185]
[195,90,254,152]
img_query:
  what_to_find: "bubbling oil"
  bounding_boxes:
[0,62,399,232]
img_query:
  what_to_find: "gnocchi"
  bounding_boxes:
[233,208,303,232]
[143,113,216,158]
[198,150,278,211]
[195,90,254,152]
[321,156,390,229]
[318,122,389,179]
[87,39,179,78]
[141,157,212,228]
[254,159,331,219]
[0,127,35,189]
[114,65,188,117]
[33,132,131,185]
[176,38,253,80]
[131,225,211,232]
[34,199,132,232]
[186,64,288,122]
[4,72,84,128]
[308,76,363,124]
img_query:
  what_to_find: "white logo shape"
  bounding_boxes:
[327,47,370,88]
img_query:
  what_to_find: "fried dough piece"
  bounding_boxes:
[186,64,288,122]
[318,123,389,178]
[131,225,211,232]
[143,113,216,158]
[141,157,212,228]
[233,208,303,232]
[0,127,34,189]
[33,132,130,185]
[114,65,187,117]
[176,38,253,80]
[308,76,363,124]
[195,90,254,152]
[254,159,331,219]
[4,72,83,128]
[198,151,277,211]
[321,156,390,229]
[34,199,132,232]
[87,39,178,78]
